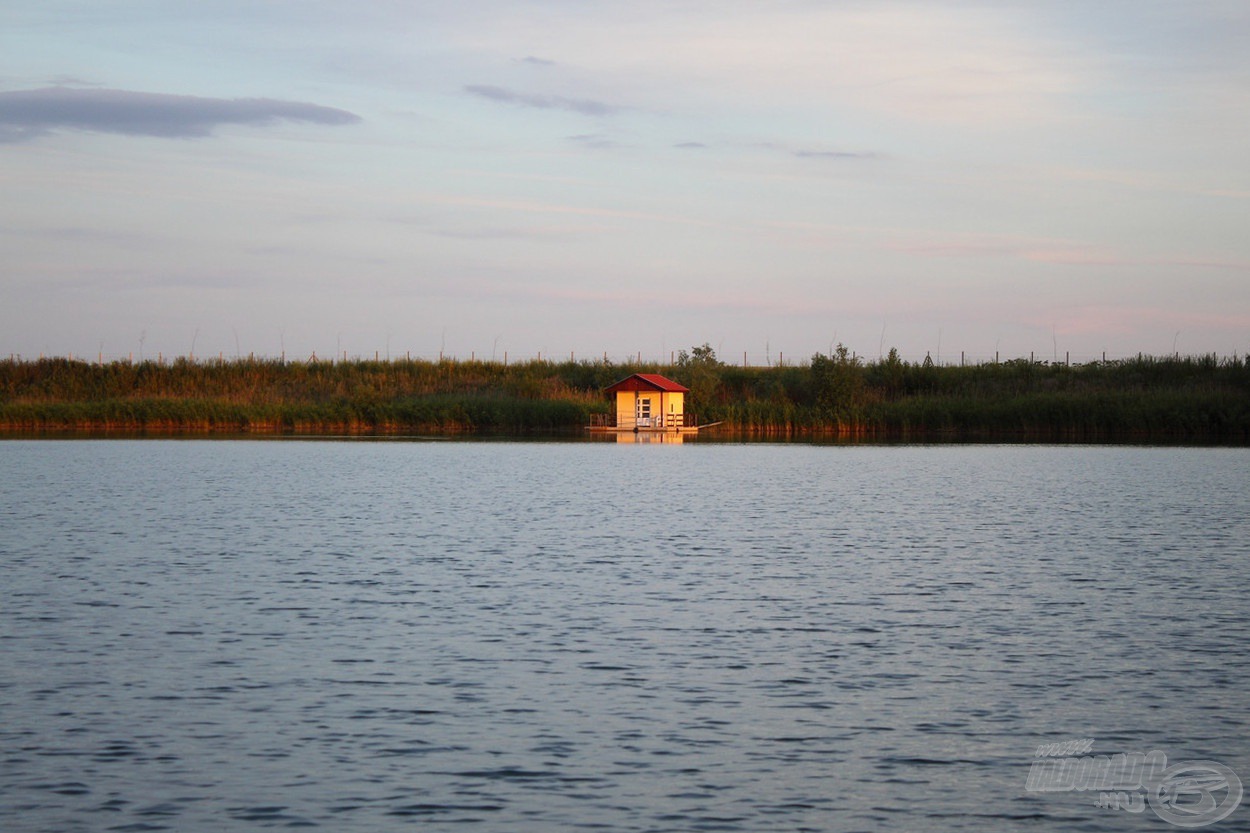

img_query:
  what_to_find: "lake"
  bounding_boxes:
[2,439,1248,831]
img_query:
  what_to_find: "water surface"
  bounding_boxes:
[2,441,1248,831]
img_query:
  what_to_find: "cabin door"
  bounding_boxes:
[635,396,652,428]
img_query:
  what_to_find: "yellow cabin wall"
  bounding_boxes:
[614,390,685,429]
[615,391,633,427]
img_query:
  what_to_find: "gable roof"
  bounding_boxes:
[604,373,690,394]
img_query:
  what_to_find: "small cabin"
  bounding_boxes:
[598,373,694,432]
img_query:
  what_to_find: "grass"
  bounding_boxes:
[1,352,1247,441]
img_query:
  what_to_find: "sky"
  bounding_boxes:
[2,1,1249,365]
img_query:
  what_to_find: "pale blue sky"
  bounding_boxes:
[3,1,1248,363]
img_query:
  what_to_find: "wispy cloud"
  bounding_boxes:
[464,84,621,116]
[894,234,1126,265]
[420,192,716,229]
[0,87,360,143]
[898,235,1250,272]
[429,224,602,242]
[566,133,621,149]
[794,149,878,160]
[1039,305,1250,338]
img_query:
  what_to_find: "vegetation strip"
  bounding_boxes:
[2,348,1248,441]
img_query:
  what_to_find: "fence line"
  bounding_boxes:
[4,349,1244,369]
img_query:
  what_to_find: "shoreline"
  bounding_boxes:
[1,421,1245,445]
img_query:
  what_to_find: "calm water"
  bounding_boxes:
[2,440,1248,832]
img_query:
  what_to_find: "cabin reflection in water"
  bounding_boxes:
[613,430,686,444]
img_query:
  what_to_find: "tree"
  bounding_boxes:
[677,343,720,368]
[809,343,864,420]
[880,347,904,397]
[675,343,722,411]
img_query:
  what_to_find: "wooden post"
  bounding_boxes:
[779,351,783,366]
[960,351,964,366]
[504,351,508,366]
[1066,351,1069,366]
[743,350,747,367]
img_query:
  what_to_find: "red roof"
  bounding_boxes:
[604,373,690,394]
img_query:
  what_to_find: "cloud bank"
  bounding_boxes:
[0,87,361,142]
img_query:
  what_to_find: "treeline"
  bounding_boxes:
[1,347,1248,440]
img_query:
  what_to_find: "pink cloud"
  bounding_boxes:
[894,232,1250,273]
[1037,305,1250,337]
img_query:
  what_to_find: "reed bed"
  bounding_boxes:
[2,352,1247,440]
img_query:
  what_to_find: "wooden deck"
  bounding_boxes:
[586,413,719,434]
